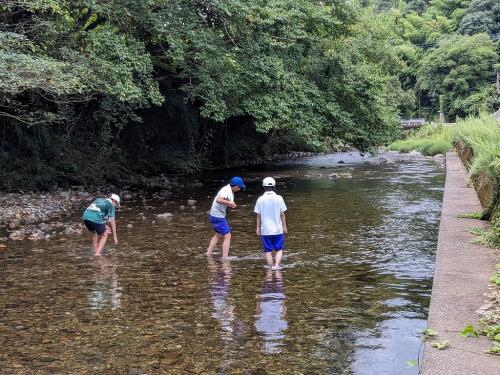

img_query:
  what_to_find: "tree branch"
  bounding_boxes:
[0,111,52,126]
[83,16,106,32]
[75,8,93,31]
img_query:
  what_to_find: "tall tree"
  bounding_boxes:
[416,33,498,119]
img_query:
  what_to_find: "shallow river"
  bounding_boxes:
[0,152,445,374]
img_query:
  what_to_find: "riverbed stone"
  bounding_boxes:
[9,219,20,229]
[64,227,78,235]
[160,351,180,365]
[157,213,173,220]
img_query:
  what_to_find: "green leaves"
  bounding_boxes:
[431,340,450,350]
[405,359,418,367]
[419,328,450,350]
[421,327,439,340]
[416,33,498,119]
[84,25,162,105]
[461,323,500,355]
[460,324,479,337]
[170,0,404,150]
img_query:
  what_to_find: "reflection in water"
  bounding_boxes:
[207,256,247,371]
[89,256,122,310]
[255,269,287,354]
[207,257,236,342]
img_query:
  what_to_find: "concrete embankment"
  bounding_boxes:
[421,152,499,374]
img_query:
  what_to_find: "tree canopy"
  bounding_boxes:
[0,0,497,189]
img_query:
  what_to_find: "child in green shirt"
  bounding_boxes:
[82,194,120,256]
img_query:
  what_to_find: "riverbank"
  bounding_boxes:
[0,174,189,241]
[421,151,499,374]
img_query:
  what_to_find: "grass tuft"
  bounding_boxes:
[387,125,452,156]
[453,114,500,178]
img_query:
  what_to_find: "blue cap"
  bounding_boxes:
[229,176,246,189]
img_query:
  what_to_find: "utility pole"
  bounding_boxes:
[438,95,445,124]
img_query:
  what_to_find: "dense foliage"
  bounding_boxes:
[391,0,499,120]
[0,0,498,189]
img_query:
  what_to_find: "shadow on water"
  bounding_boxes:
[0,152,444,374]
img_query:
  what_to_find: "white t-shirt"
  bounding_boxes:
[254,191,287,235]
[210,184,234,218]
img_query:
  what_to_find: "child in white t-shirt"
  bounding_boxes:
[254,177,287,269]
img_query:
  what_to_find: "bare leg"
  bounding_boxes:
[95,232,109,256]
[274,250,283,269]
[266,268,273,280]
[206,234,221,255]
[91,232,98,252]
[265,252,273,267]
[221,232,232,258]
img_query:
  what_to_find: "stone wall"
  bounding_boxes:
[456,141,499,221]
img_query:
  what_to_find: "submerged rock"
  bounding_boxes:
[157,213,173,220]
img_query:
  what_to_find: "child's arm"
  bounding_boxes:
[109,218,118,244]
[256,214,261,235]
[216,196,237,208]
[281,212,287,233]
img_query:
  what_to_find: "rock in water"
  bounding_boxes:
[157,213,173,220]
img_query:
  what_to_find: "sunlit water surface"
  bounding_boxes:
[0,152,444,374]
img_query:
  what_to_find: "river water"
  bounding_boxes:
[0,152,444,375]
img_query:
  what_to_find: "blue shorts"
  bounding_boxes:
[209,215,231,235]
[84,220,106,235]
[261,234,285,252]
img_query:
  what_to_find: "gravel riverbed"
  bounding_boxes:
[0,174,186,241]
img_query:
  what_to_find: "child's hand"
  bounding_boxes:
[105,226,112,234]
[228,202,237,209]
[256,228,261,235]
[283,226,288,234]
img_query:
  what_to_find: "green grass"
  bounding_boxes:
[471,215,500,249]
[453,114,500,178]
[387,125,452,156]
[454,113,500,248]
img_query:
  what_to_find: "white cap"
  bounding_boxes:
[110,193,121,207]
[262,177,276,187]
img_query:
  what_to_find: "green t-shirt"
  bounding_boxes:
[82,198,116,224]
